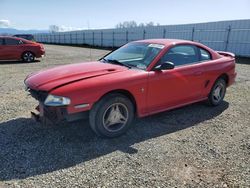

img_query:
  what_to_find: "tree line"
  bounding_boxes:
[115,21,160,28]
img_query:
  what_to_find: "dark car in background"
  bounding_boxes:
[0,36,45,62]
[13,34,35,41]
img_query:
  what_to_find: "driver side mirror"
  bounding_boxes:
[154,61,175,71]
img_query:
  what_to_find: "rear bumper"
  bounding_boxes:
[32,103,89,124]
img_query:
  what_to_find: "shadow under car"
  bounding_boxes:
[0,101,229,180]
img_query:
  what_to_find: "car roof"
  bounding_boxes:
[0,36,19,39]
[133,38,218,56]
[134,38,202,47]
[0,36,34,43]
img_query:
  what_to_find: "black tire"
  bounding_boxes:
[89,93,135,138]
[22,51,35,62]
[208,78,227,106]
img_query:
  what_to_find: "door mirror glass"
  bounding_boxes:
[154,61,175,71]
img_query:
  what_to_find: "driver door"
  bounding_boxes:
[146,45,205,113]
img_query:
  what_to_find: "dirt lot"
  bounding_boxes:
[0,44,249,187]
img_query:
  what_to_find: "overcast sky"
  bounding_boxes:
[0,0,250,30]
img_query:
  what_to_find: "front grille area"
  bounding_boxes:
[43,106,67,122]
[28,89,48,102]
[44,107,58,120]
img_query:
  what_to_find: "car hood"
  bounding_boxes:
[25,61,128,91]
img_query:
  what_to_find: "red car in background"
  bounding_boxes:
[25,39,236,137]
[0,36,45,62]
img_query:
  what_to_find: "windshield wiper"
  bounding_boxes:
[102,58,131,68]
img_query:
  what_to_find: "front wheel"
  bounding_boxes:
[89,94,135,138]
[22,52,35,62]
[208,78,227,106]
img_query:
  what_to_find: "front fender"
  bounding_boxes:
[50,70,149,117]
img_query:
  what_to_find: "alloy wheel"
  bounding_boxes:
[102,103,129,132]
[23,52,34,62]
[212,82,225,103]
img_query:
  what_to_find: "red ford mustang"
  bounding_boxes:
[0,36,45,62]
[24,39,236,137]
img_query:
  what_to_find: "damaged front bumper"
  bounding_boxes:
[31,102,89,125]
[26,88,89,125]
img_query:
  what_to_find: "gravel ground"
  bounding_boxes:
[0,44,249,187]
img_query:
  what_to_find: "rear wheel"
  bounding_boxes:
[22,51,35,62]
[89,94,135,138]
[208,78,226,106]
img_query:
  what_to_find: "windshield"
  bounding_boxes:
[102,42,165,70]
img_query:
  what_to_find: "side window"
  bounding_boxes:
[200,48,211,61]
[5,38,20,45]
[0,38,4,45]
[161,45,199,66]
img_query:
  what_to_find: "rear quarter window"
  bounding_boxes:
[200,48,211,61]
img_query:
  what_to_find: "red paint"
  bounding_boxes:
[0,36,45,61]
[25,39,236,120]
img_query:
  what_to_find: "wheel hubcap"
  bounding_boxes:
[102,103,128,132]
[213,83,224,102]
[23,52,34,62]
